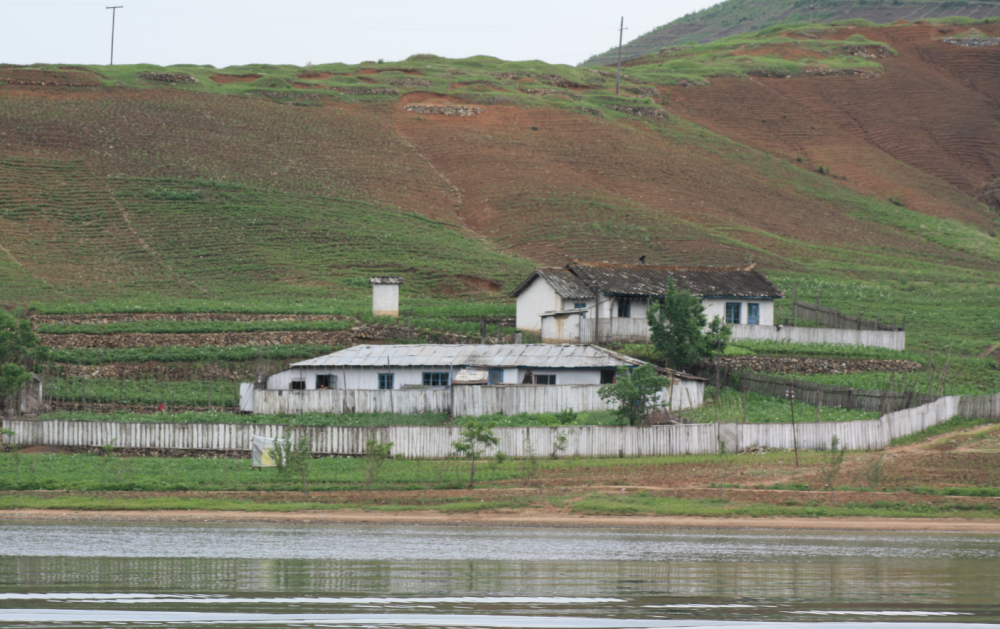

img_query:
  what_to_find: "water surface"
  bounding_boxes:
[1,521,997,627]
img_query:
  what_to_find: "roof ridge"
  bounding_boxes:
[569,258,757,272]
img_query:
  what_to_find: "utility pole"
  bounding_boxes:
[615,17,627,95]
[809,5,816,24]
[107,6,123,66]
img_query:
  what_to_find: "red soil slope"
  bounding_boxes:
[667,24,1000,228]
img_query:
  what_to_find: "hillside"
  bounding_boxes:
[581,0,1000,66]
[1,22,999,341]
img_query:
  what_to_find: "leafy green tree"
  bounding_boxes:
[270,433,313,495]
[598,364,670,426]
[363,437,394,495]
[647,279,731,370]
[0,310,49,406]
[452,419,500,488]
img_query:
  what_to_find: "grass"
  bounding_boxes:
[687,387,882,423]
[766,367,1000,396]
[49,344,340,365]
[37,319,357,335]
[889,415,1000,447]
[570,491,1000,519]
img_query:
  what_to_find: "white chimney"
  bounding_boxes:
[370,277,403,317]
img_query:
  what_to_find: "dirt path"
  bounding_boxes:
[3,507,999,532]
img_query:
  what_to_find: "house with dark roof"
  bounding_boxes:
[510,260,783,342]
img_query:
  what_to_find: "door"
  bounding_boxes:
[747,303,760,325]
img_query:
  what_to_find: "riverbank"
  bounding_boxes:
[3,506,1000,532]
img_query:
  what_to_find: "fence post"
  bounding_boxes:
[791,281,797,326]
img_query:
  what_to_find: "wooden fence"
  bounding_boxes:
[571,318,905,349]
[250,382,704,416]
[5,393,997,457]
[579,318,651,343]
[793,301,903,331]
[729,324,905,350]
[726,371,937,414]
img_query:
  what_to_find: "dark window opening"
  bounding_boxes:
[290,380,306,390]
[600,370,616,384]
[316,374,336,389]
[378,373,394,390]
[725,302,742,324]
[574,302,587,309]
[618,298,631,318]
[489,369,504,384]
[422,372,449,387]
[747,303,760,325]
[535,374,556,385]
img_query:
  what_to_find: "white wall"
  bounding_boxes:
[702,299,775,326]
[514,369,604,385]
[541,311,583,343]
[516,277,563,332]
[372,283,400,317]
[267,366,455,390]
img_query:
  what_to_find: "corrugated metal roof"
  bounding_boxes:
[567,261,783,298]
[293,343,637,369]
[453,367,489,384]
[509,268,594,299]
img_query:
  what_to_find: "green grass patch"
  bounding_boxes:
[570,492,1000,519]
[38,319,357,335]
[49,344,340,365]
[688,387,881,424]
[889,415,1000,447]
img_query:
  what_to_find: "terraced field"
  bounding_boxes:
[0,22,998,360]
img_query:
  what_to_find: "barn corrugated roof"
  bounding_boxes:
[293,344,633,369]
[567,261,783,298]
[291,344,704,380]
[509,268,594,299]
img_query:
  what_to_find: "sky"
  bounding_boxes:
[1,0,720,68]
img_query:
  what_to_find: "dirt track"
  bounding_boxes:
[3,507,999,532]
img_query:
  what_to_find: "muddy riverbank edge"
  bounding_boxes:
[3,508,1000,532]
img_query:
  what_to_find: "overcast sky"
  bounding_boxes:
[2,0,719,68]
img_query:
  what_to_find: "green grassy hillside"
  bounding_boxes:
[581,0,1000,66]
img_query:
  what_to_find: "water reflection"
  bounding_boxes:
[0,522,998,626]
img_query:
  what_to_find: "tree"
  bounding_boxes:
[363,437,394,496]
[452,419,500,488]
[270,433,313,495]
[647,279,731,371]
[598,364,669,426]
[0,310,49,408]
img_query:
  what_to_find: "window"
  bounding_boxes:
[535,374,556,385]
[573,302,587,309]
[618,298,631,318]
[378,373,394,390]
[600,370,616,384]
[725,302,742,324]
[422,372,449,387]
[315,374,336,389]
[290,380,305,390]
[747,303,760,325]
[488,369,504,385]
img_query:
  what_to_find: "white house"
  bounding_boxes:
[511,260,784,342]
[248,343,705,415]
[262,343,697,390]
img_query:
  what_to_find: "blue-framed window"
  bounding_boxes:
[725,302,742,324]
[378,373,394,390]
[535,374,556,385]
[747,303,760,325]
[422,372,449,387]
[618,298,631,318]
[573,302,587,309]
[488,369,504,384]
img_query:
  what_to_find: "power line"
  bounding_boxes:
[615,17,627,95]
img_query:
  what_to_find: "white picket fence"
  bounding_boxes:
[569,320,905,349]
[729,324,906,350]
[250,382,704,416]
[4,393,996,458]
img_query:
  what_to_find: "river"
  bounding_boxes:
[1,521,998,627]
